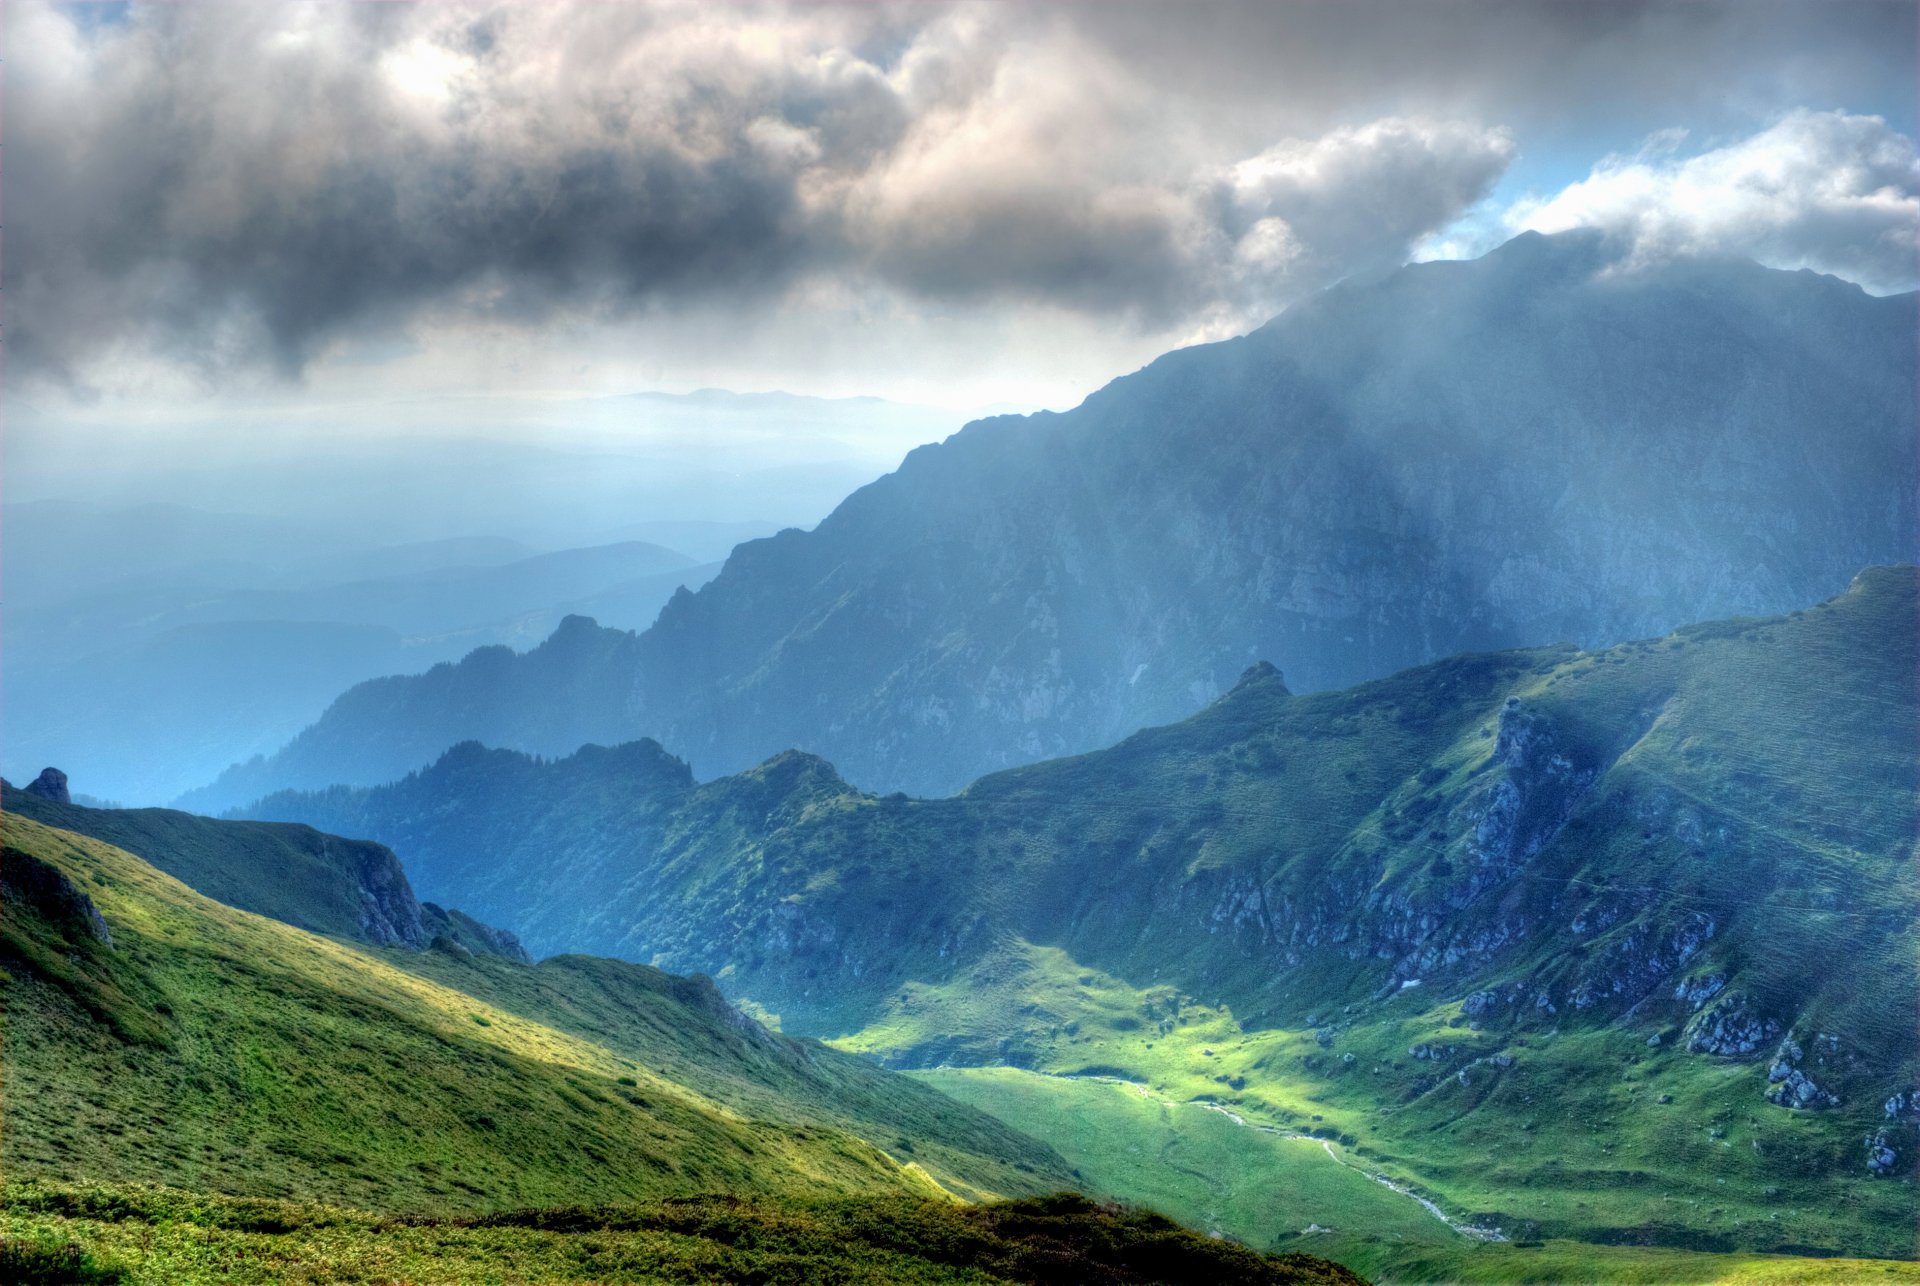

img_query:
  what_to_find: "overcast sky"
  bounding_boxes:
[11,0,1917,419]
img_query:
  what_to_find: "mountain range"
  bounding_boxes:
[238,567,1920,1258]
[183,233,1918,811]
[1,767,1361,1283]
[4,519,725,804]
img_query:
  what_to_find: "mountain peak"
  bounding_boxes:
[1232,661,1290,695]
[25,766,71,805]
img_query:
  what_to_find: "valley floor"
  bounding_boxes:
[919,1067,1920,1285]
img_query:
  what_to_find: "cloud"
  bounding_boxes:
[1506,111,1919,292]
[8,0,1514,391]
[11,2,1910,398]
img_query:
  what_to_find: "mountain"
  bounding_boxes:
[0,809,1085,1212]
[5,541,718,803]
[240,569,1920,1258]
[2,777,526,960]
[184,234,1917,809]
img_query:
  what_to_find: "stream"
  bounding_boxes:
[1066,1073,1508,1242]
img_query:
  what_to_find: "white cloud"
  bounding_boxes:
[1507,110,1918,292]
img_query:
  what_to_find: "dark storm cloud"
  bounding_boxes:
[1069,0,1916,140]
[9,0,1913,389]
[11,2,874,382]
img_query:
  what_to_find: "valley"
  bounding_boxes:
[14,5,1920,1279]
[231,568,1920,1272]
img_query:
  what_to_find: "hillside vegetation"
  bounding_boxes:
[2,781,526,959]
[244,568,1920,1262]
[0,1185,1365,1286]
[0,813,1074,1211]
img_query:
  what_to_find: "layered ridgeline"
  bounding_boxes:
[185,233,1917,809]
[2,776,529,960]
[245,569,1920,1259]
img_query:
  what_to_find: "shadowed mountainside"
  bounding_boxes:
[185,234,1916,809]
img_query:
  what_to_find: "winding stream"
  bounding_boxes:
[1067,1073,1508,1242]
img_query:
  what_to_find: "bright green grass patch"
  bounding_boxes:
[837,935,1916,1262]
[917,1067,1453,1247]
[914,1068,1920,1286]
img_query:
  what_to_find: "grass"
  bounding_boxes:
[917,1067,1453,1246]
[0,814,1072,1212]
[1348,1240,1920,1284]
[916,1066,1920,1285]
[0,783,427,946]
[848,940,1918,1268]
[1,1183,1366,1285]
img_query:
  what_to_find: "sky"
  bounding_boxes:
[10,0,1917,424]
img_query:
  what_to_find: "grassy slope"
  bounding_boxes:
[2,783,433,949]
[0,814,1071,1212]
[914,1067,1450,1246]
[806,572,1920,1263]
[1,1186,1365,1286]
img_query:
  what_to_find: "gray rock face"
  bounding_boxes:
[1470,701,1596,874]
[420,901,533,963]
[185,235,1919,808]
[335,837,428,948]
[25,767,71,805]
[1673,973,1727,1011]
[1866,1128,1901,1176]
[1,845,113,949]
[1685,995,1780,1058]
[1766,1065,1839,1110]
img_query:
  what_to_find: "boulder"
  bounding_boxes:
[1866,1129,1900,1176]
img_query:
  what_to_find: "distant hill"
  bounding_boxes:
[5,541,719,803]
[187,233,1917,809]
[241,569,1920,1256]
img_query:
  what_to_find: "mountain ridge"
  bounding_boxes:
[182,234,1917,810]
[0,809,1081,1211]
[236,567,1920,1255]
[2,780,528,961]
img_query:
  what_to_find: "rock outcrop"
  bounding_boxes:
[1685,995,1780,1058]
[1,844,113,948]
[24,767,71,805]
